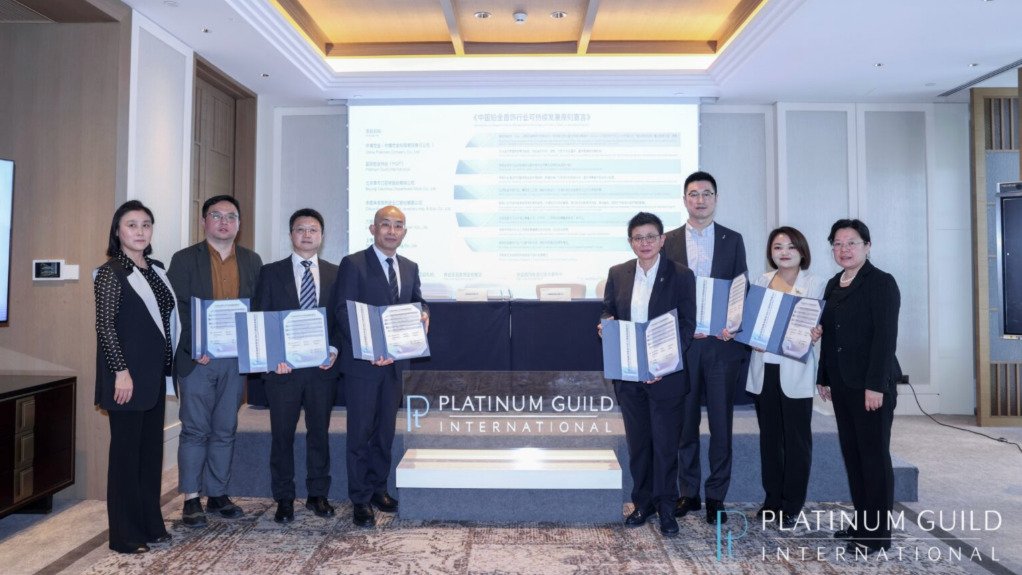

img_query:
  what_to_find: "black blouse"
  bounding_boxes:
[95,251,175,375]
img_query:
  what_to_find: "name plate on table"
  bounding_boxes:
[455,288,488,302]
[538,287,573,301]
[347,300,430,361]
[191,297,250,359]
[695,275,746,336]
[235,308,330,373]
[601,310,683,382]
[733,285,825,362]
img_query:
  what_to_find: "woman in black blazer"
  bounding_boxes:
[599,212,696,538]
[816,219,901,555]
[94,200,180,554]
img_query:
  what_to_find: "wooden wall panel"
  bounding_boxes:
[0,22,129,497]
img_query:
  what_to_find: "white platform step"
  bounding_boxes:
[396,448,621,490]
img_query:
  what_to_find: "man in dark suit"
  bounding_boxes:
[662,171,750,525]
[600,212,696,537]
[252,208,340,524]
[168,195,263,528]
[331,205,429,527]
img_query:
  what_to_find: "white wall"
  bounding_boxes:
[126,12,194,467]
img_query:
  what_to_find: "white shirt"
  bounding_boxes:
[372,245,401,295]
[291,253,321,305]
[685,222,715,278]
[630,255,661,324]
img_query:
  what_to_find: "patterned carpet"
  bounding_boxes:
[78,499,988,575]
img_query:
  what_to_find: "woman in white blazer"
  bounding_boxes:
[746,226,824,528]
[95,200,180,554]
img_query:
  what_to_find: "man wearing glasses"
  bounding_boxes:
[662,171,749,525]
[168,195,263,527]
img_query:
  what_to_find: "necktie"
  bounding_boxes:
[386,257,399,302]
[299,260,317,309]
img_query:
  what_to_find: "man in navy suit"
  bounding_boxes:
[331,205,429,527]
[252,208,340,524]
[662,171,750,525]
[600,212,696,537]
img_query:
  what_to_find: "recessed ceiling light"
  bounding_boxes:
[163,0,178,6]
[925,82,936,87]
[261,73,270,78]
[970,63,980,67]
[474,11,491,19]
[550,11,567,19]
[874,62,884,67]
[201,27,211,33]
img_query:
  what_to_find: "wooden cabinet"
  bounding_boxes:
[0,375,75,518]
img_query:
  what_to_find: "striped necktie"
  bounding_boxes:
[386,257,399,302]
[299,260,317,309]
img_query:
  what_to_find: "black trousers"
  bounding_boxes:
[615,374,686,516]
[830,382,896,546]
[678,337,745,501]
[107,392,166,551]
[264,370,336,500]
[754,363,813,516]
[345,368,400,504]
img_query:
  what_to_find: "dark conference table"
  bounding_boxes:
[247,299,752,407]
[246,299,605,406]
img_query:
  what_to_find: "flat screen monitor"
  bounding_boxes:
[997,182,1022,337]
[0,158,12,325]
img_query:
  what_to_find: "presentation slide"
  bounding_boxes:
[0,159,11,322]
[348,102,699,298]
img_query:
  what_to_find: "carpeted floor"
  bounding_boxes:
[74,497,989,575]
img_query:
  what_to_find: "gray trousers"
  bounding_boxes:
[177,358,245,496]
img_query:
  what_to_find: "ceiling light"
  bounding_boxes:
[202,27,211,33]
[163,1,178,6]
[873,62,884,67]
[474,11,491,19]
[261,73,270,77]
[970,63,980,67]
[550,11,567,19]
[513,12,527,24]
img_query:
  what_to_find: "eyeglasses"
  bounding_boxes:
[686,190,716,199]
[292,226,321,235]
[831,240,864,251]
[630,234,662,244]
[207,211,240,223]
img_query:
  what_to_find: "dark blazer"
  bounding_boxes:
[167,240,263,377]
[332,246,429,379]
[601,257,697,389]
[94,257,180,411]
[252,255,341,381]
[662,222,748,280]
[817,260,902,393]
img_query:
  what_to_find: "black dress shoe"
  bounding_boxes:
[111,542,150,554]
[369,491,399,513]
[181,497,207,528]
[778,513,798,530]
[659,514,680,537]
[674,496,701,518]
[207,495,244,518]
[624,506,655,527]
[274,499,294,524]
[305,496,335,518]
[833,528,856,539]
[148,533,172,544]
[755,505,781,522]
[353,503,375,527]
[705,498,728,525]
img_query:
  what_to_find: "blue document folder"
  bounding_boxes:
[191,297,250,359]
[695,277,744,336]
[733,285,825,363]
[601,310,682,382]
[234,308,330,373]
[346,300,430,361]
